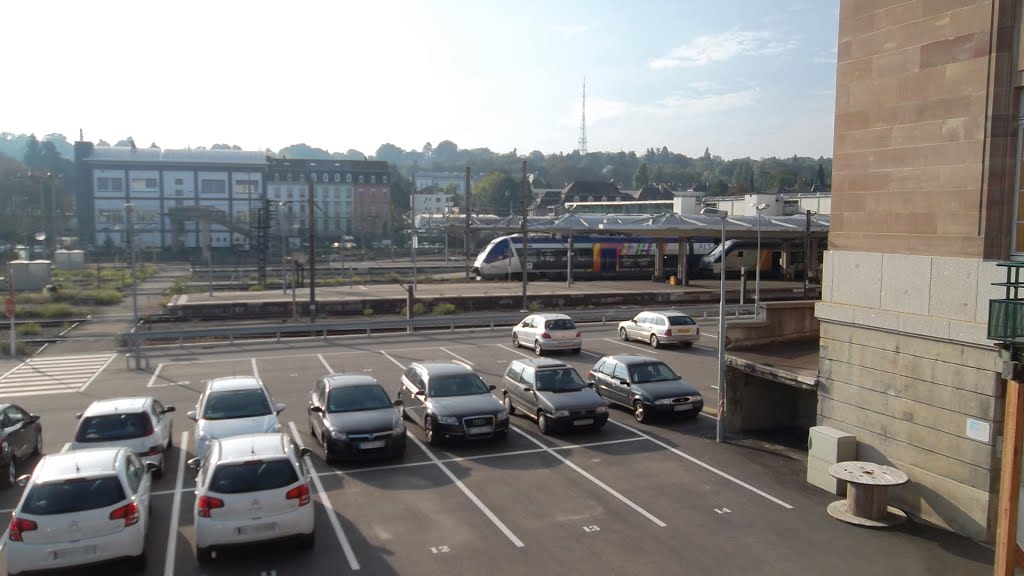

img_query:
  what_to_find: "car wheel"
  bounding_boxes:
[683,342,694,349]
[534,340,544,356]
[538,412,553,435]
[650,334,661,349]
[165,429,173,450]
[33,430,43,456]
[633,400,650,423]
[400,404,411,422]
[196,546,215,564]
[297,531,316,550]
[512,333,520,348]
[495,429,508,441]
[130,550,148,570]
[503,394,516,416]
[572,348,581,354]
[619,327,629,341]
[154,456,164,480]
[425,418,440,446]
[1,456,14,488]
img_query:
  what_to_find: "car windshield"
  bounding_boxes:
[208,459,299,494]
[535,368,587,392]
[546,318,576,330]
[202,389,272,420]
[327,385,392,413]
[22,476,126,515]
[428,374,489,397]
[667,315,696,326]
[75,413,150,442]
[629,362,680,384]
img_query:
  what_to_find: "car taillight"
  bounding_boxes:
[541,332,551,339]
[8,517,37,541]
[142,444,163,456]
[286,484,311,506]
[665,329,672,337]
[109,502,139,527]
[197,495,224,518]
[575,331,581,338]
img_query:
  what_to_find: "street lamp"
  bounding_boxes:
[124,204,140,369]
[804,209,818,299]
[750,202,769,319]
[566,204,576,287]
[278,201,291,295]
[701,206,728,443]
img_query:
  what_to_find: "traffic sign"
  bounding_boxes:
[4,297,13,318]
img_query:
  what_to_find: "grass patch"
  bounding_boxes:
[528,302,542,312]
[362,308,375,317]
[248,285,264,292]
[16,322,41,336]
[432,302,456,315]
[400,303,427,316]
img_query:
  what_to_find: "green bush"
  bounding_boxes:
[400,302,427,316]
[248,285,264,292]
[16,322,41,336]
[362,308,375,317]
[528,302,542,312]
[432,302,456,315]
[14,293,52,305]
[59,289,122,305]
[38,303,73,318]
[167,279,189,295]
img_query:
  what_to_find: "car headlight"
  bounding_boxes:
[437,415,459,425]
[331,429,347,440]
[496,409,509,420]
[197,432,211,445]
[691,395,703,403]
[654,398,673,406]
[595,406,608,414]
[551,410,570,417]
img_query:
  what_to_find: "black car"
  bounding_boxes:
[0,403,43,487]
[502,358,609,434]
[587,355,703,423]
[398,362,509,445]
[308,374,407,462]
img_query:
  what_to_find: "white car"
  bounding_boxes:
[190,433,315,562]
[5,446,157,576]
[618,310,700,349]
[70,397,175,477]
[511,313,582,355]
[188,376,285,461]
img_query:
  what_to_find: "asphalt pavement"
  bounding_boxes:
[0,324,994,576]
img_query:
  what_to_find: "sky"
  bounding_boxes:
[2,0,840,160]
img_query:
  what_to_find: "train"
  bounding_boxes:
[470,234,823,281]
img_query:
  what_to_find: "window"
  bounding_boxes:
[505,363,523,383]
[200,179,226,195]
[383,175,388,184]
[209,459,299,494]
[327,385,392,413]
[403,367,423,390]
[131,178,157,191]
[76,413,152,442]
[3,406,27,427]
[334,173,341,183]
[610,363,628,381]
[371,175,377,184]
[125,455,144,493]
[359,175,365,184]
[427,373,489,397]
[175,178,184,185]
[22,476,126,515]
[346,173,352,183]
[97,209,124,226]
[520,368,536,387]
[312,173,318,182]
[313,380,326,406]
[323,172,329,182]
[667,315,696,326]
[202,389,272,420]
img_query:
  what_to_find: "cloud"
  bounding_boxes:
[812,47,837,64]
[649,29,796,69]
[553,23,590,35]
[561,86,760,127]
[649,87,761,115]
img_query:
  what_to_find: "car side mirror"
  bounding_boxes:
[186,411,198,422]
[310,406,324,414]
[161,406,176,414]
[16,474,30,487]
[74,412,82,420]
[28,414,40,424]
[488,384,496,391]
[393,399,403,407]
[413,391,425,398]
[523,387,533,393]
[275,403,287,415]
[187,458,202,471]
[299,447,312,458]
[145,462,160,474]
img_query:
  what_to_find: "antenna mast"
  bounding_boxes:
[577,78,588,155]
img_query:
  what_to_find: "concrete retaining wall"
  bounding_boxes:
[726,301,820,350]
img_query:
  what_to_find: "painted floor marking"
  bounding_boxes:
[510,425,667,527]
[0,353,116,397]
[606,419,793,509]
[602,338,658,354]
[497,344,532,359]
[163,430,189,576]
[440,347,473,365]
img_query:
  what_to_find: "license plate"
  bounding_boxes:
[467,425,492,434]
[573,418,594,426]
[678,328,692,334]
[469,419,489,426]
[53,545,96,561]
[239,523,276,536]
[673,404,693,412]
[359,440,387,449]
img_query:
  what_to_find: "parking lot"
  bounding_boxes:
[0,324,993,576]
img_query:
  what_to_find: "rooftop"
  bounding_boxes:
[207,376,263,392]
[86,146,266,165]
[216,433,289,462]
[725,342,819,389]
[38,447,122,480]
[82,397,150,416]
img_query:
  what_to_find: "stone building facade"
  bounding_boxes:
[818,0,1019,540]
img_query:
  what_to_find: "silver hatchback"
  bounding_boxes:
[512,313,582,355]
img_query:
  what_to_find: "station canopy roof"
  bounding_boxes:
[417,213,830,240]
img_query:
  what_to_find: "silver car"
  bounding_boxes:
[188,377,285,461]
[512,313,582,355]
[618,310,700,349]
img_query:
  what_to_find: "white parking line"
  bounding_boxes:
[164,431,189,576]
[251,358,260,380]
[578,350,602,358]
[510,425,667,527]
[606,419,793,509]
[497,344,532,359]
[440,347,473,365]
[408,434,525,548]
[702,333,718,339]
[602,338,658,354]
[380,350,405,370]
[318,354,333,373]
[79,353,117,392]
[288,422,360,570]
[146,363,165,387]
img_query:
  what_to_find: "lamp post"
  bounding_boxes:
[124,204,139,369]
[750,202,769,319]
[279,201,290,295]
[701,206,728,443]
[566,204,576,287]
[803,209,817,299]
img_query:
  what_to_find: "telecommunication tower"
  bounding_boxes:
[577,78,588,155]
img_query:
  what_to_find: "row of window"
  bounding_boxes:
[272,172,387,185]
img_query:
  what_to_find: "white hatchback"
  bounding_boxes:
[512,313,582,355]
[5,447,156,576]
[188,376,285,461]
[70,397,176,477]
[190,433,315,563]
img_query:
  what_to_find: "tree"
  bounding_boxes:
[434,140,458,162]
[703,147,711,160]
[473,171,520,215]
[633,162,651,189]
[731,161,754,192]
[23,135,41,168]
[422,142,433,158]
[814,163,827,191]
[374,143,405,164]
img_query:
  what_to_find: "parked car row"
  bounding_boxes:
[512,310,702,356]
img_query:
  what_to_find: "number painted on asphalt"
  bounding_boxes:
[430,546,451,554]
[582,525,601,533]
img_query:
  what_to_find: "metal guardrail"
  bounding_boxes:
[131,303,755,346]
